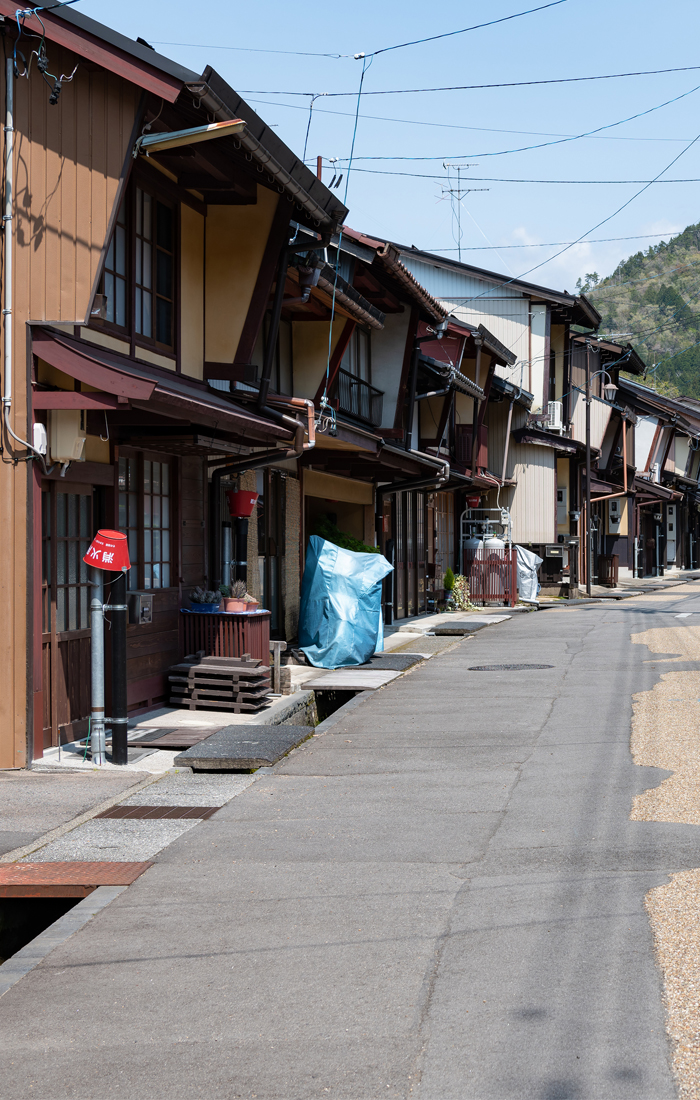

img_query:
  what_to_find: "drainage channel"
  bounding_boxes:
[0,684,385,990]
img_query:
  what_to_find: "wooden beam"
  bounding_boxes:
[32,333,156,401]
[313,319,355,407]
[233,198,295,368]
[32,390,126,410]
[394,307,419,433]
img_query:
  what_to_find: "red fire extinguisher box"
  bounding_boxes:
[226,490,259,517]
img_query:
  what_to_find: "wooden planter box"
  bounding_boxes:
[180,610,271,664]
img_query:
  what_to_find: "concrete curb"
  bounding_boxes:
[0,772,165,864]
[0,886,127,998]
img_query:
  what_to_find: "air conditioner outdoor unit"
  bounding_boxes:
[546,401,563,431]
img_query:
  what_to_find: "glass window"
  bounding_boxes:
[43,489,93,634]
[97,186,174,349]
[118,455,173,591]
[102,204,127,328]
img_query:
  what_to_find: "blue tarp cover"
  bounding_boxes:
[299,536,394,668]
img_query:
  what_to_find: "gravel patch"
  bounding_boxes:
[631,623,700,1097]
[121,772,255,807]
[647,871,700,1100]
[630,626,700,824]
[22,818,199,862]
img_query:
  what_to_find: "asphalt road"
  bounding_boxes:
[3,591,700,1099]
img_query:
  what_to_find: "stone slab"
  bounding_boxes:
[355,654,423,671]
[398,614,511,634]
[302,670,401,691]
[173,725,312,771]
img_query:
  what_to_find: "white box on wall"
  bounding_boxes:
[48,410,86,464]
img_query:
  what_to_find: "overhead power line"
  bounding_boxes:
[153,1,573,61]
[331,82,700,161]
[240,64,700,99]
[419,233,684,251]
[327,165,700,184]
[247,96,694,143]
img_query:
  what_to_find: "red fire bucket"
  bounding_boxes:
[467,495,481,509]
[226,490,259,518]
[83,529,131,572]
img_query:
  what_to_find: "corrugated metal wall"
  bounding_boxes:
[485,400,555,543]
[400,256,530,378]
[570,391,612,451]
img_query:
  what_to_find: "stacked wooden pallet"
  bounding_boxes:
[168,654,271,713]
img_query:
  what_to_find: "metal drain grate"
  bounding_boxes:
[95,806,219,821]
[468,663,554,671]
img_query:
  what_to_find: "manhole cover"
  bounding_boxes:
[468,663,554,671]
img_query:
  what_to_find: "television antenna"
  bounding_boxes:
[441,162,488,262]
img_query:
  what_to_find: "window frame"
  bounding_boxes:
[93,180,179,364]
[117,449,178,592]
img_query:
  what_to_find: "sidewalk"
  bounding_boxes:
[0,603,690,1098]
[0,769,151,858]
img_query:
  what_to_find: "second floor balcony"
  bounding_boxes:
[332,367,384,428]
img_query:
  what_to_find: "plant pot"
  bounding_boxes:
[244,600,259,612]
[190,602,221,613]
[222,598,247,612]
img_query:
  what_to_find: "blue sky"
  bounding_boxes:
[78,0,700,292]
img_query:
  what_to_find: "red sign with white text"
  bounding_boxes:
[83,529,130,572]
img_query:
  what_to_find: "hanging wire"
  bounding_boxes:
[240,63,700,99]
[317,54,373,428]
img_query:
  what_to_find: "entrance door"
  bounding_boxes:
[416,492,426,614]
[41,484,93,748]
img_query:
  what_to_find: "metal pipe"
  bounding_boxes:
[257,237,330,414]
[222,522,232,587]
[404,341,420,452]
[471,337,483,475]
[500,398,515,485]
[90,569,106,766]
[107,570,128,765]
[211,421,310,586]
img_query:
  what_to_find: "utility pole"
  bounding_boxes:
[585,341,592,597]
[441,162,487,262]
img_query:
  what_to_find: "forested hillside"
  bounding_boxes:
[576,223,700,397]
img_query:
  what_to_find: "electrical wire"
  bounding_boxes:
[331,81,700,161]
[435,125,700,306]
[240,64,700,99]
[246,95,696,143]
[418,234,684,251]
[319,165,700,184]
[320,56,372,414]
[154,2,572,62]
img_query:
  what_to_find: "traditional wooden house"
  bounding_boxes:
[0,4,347,766]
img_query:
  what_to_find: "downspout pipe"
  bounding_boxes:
[257,234,330,414]
[500,397,515,485]
[404,324,449,452]
[3,58,52,472]
[211,417,314,587]
[471,336,483,474]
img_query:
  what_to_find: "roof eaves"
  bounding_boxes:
[188,69,347,231]
[0,1,197,98]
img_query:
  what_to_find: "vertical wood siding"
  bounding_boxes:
[0,56,137,766]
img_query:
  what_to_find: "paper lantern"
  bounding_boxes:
[83,529,130,572]
[226,490,259,518]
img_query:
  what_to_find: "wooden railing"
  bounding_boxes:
[462,548,517,607]
[333,368,383,426]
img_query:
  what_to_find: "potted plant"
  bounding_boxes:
[443,567,455,610]
[190,587,222,613]
[220,581,248,613]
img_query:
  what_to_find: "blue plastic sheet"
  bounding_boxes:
[299,536,394,668]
